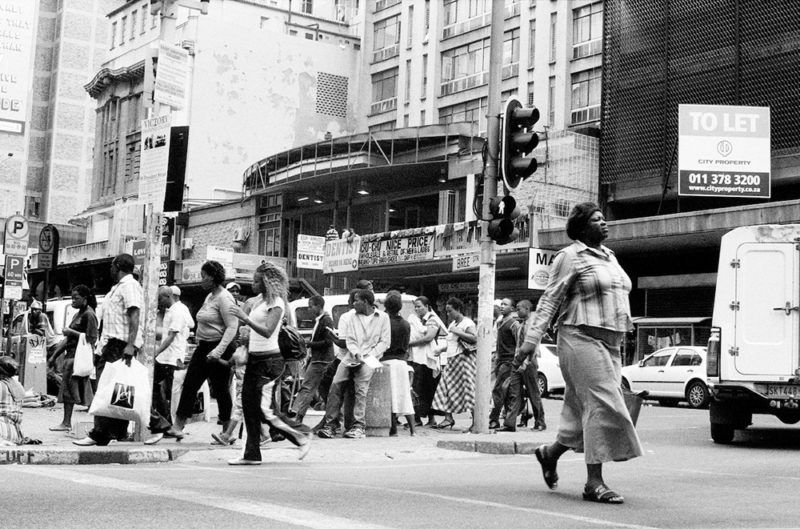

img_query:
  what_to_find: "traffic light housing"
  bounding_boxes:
[488,195,520,245]
[501,97,540,190]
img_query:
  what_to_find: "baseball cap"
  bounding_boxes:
[30,300,42,310]
[170,285,181,296]
[226,282,241,292]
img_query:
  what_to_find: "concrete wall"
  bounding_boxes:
[184,1,361,203]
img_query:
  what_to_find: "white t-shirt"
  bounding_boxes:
[156,304,193,366]
[248,299,284,353]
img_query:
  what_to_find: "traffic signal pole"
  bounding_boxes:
[473,0,507,434]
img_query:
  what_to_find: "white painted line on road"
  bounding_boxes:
[8,466,396,529]
[186,464,661,529]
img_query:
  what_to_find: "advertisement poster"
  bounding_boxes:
[297,234,325,270]
[528,248,558,290]
[0,0,36,134]
[154,41,189,109]
[139,113,172,210]
[678,104,771,198]
[359,233,435,268]
[323,236,361,274]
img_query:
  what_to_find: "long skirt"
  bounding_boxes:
[431,351,476,415]
[556,325,643,464]
[382,359,415,415]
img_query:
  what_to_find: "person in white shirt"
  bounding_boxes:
[318,289,390,439]
[146,286,194,444]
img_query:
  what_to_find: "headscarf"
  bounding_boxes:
[0,357,26,401]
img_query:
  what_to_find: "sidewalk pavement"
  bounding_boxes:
[1,399,563,465]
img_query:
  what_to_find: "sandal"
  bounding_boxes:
[534,445,559,490]
[582,483,624,504]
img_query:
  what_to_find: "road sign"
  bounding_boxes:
[4,214,29,256]
[452,250,481,272]
[37,224,59,270]
[4,255,25,299]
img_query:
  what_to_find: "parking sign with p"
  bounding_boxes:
[4,214,29,257]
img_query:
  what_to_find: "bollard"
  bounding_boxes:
[365,366,392,437]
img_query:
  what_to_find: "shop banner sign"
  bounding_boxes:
[528,248,558,291]
[139,113,172,210]
[297,234,325,270]
[678,104,770,198]
[232,252,289,277]
[323,236,361,274]
[359,233,435,268]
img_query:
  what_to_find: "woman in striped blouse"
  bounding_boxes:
[527,202,642,505]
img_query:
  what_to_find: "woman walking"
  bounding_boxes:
[49,285,99,432]
[528,202,642,504]
[227,262,310,465]
[407,296,445,427]
[172,260,238,438]
[431,297,477,430]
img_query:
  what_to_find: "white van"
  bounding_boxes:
[289,293,417,339]
[708,225,800,443]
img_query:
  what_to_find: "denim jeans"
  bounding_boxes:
[149,362,175,433]
[504,362,544,428]
[490,361,513,422]
[242,354,307,461]
[323,362,375,430]
[176,340,232,422]
[291,361,330,422]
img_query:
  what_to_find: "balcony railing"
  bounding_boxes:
[570,104,601,125]
[370,96,398,115]
[505,1,521,18]
[572,39,603,60]
[442,11,491,39]
[374,0,401,12]
[372,43,399,63]
[501,62,519,80]
[440,71,488,96]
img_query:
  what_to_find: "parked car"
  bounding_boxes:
[537,344,565,397]
[289,293,417,340]
[621,346,709,408]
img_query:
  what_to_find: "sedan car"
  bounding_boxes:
[621,346,709,408]
[536,344,565,397]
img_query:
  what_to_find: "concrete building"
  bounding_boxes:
[1,0,113,271]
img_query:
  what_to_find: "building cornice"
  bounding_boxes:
[84,60,147,99]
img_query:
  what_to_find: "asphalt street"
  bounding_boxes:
[3,400,800,529]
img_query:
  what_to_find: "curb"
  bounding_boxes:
[436,439,541,455]
[0,447,189,465]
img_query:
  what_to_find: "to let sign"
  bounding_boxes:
[678,104,771,199]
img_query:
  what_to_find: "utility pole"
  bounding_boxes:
[473,0,507,434]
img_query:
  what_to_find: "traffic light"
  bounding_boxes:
[488,195,520,245]
[501,97,540,190]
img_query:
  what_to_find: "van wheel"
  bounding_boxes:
[710,423,735,444]
[537,374,548,397]
[686,381,709,409]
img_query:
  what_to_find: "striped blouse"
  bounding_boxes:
[525,240,632,346]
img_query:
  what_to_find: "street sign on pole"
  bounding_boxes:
[3,213,29,257]
[4,255,25,300]
[38,224,60,270]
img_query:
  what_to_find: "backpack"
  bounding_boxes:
[278,322,307,361]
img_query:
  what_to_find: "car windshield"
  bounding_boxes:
[643,350,672,367]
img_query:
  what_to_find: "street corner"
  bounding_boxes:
[0,446,189,465]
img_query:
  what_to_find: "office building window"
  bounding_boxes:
[141,7,147,34]
[570,67,602,124]
[407,5,413,47]
[100,98,121,196]
[372,68,398,103]
[572,2,602,58]
[110,21,117,49]
[549,12,557,63]
[130,11,137,40]
[405,59,412,102]
[120,16,127,46]
[374,14,400,51]
[502,29,520,79]
[443,0,490,26]
[441,38,489,83]
[302,0,313,14]
[421,54,428,96]
[527,81,535,106]
[548,76,556,126]
[528,22,536,68]
[439,97,487,134]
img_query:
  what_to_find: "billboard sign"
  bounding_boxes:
[296,234,325,270]
[0,0,37,134]
[678,104,771,198]
[154,41,189,109]
[323,236,361,274]
[528,248,558,291]
[139,113,172,211]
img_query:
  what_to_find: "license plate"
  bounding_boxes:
[764,385,800,398]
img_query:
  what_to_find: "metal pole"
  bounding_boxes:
[473,0,506,434]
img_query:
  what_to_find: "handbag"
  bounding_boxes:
[89,359,151,425]
[72,333,95,377]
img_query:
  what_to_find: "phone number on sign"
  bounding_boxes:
[687,173,761,186]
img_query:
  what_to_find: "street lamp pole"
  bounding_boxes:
[473,0,507,434]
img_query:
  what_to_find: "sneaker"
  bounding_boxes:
[317,427,335,439]
[227,458,261,466]
[343,427,365,439]
[532,422,547,431]
[297,437,311,460]
[72,436,97,446]
[144,433,164,445]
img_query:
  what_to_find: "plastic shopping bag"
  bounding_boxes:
[89,359,151,425]
[72,333,95,377]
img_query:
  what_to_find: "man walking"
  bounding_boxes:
[145,286,194,444]
[74,253,143,446]
[290,295,334,423]
[501,300,546,431]
[318,289,390,439]
[489,298,519,429]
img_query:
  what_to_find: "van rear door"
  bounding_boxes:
[734,242,799,376]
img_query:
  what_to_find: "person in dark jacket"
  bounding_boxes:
[290,295,334,423]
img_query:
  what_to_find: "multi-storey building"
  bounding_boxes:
[0,0,112,289]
